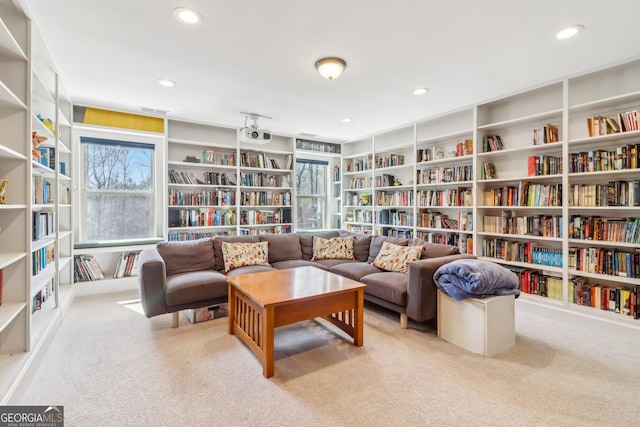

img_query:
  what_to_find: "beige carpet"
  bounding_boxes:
[12,290,640,426]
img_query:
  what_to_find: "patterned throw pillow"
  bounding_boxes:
[372,241,423,273]
[221,241,270,272]
[311,236,356,261]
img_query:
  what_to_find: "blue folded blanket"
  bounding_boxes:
[434,259,520,300]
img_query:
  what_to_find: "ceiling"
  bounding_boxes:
[21,0,640,143]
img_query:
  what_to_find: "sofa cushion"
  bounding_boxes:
[330,262,382,281]
[409,238,460,258]
[312,236,356,260]
[259,234,302,263]
[367,235,411,263]
[165,270,227,307]
[372,242,423,273]
[313,258,359,269]
[157,238,215,276]
[339,230,373,262]
[361,272,408,306]
[213,235,260,271]
[299,231,339,260]
[271,260,329,270]
[221,241,270,272]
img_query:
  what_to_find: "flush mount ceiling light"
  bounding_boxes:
[413,88,429,95]
[342,117,352,123]
[555,25,584,39]
[315,57,347,80]
[156,79,176,87]
[173,7,203,24]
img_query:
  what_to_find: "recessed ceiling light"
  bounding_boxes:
[342,118,352,123]
[413,88,429,95]
[173,7,203,24]
[156,79,176,87]
[555,25,584,39]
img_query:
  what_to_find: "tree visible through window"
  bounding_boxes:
[81,137,154,241]
[296,159,327,230]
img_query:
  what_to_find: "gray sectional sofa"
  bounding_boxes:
[137,230,475,328]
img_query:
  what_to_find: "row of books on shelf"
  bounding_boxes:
[375,173,397,187]
[333,165,340,181]
[296,138,341,153]
[569,216,640,243]
[483,212,562,238]
[113,252,140,278]
[33,175,52,204]
[482,134,504,152]
[240,152,293,170]
[532,124,559,145]
[239,208,291,225]
[527,155,562,176]
[32,242,55,276]
[345,155,372,172]
[169,169,206,185]
[416,232,473,254]
[569,144,640,173]
[202,150,235,166]
[417,165,473,184]
[239,225,292,235]
[168,230,238,241]
[32,278,54,314]
[35,147,66,174]
[239,191,291,206]
[168,189,236,207]
[378,227,413,239]
[506,268,563,300]
[375,154,405,168]
[204,172,235,186]
[481,162,496,179]
[568,247,639,278]
[74,255,105,282]
[344,210,374,224]
[482,182,562,207]
[417,140,473,163]
[482,240,562,267]
[417,211,473,231]
[417,187,473,207]
[586,110,639,137]
[32,210,55,241]
[376,209,414,227]
[570,277,639,319]
[376,190,413,207]
[348,176,373,189]
[569,180,639,207]
[239,173,290,188]
[345,192,371,207]
[169,208,237,228]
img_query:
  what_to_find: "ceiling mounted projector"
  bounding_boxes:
[239,112,272,144]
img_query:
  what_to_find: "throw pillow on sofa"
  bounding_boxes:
[372,241,423,273]
[221,241,270,272]
[311,236,356,261]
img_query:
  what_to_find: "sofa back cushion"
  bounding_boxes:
[409,238,460,259]
[367,235,410,263]
[213,235,260,271]
[259,234,302,263]
[338,230,373,262]
[299,230,339,260]
[157,238,216,276]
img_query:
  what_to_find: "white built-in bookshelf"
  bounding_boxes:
[0,3,74,404]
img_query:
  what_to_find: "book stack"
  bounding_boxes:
[114,252,140,278]
[74,255,105,282]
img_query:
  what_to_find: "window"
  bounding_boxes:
[295,158,328,230]
[78,131,162,242]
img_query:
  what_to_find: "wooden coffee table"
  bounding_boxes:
[226,266,366,378]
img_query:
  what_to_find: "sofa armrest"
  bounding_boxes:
[138,248,168,318]
[406,254,476,322]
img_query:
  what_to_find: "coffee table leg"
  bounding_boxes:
[263,306,275,378]
[354,289,364,346]
[228,283,235,335]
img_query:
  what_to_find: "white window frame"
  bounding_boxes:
[73,125,165,244]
